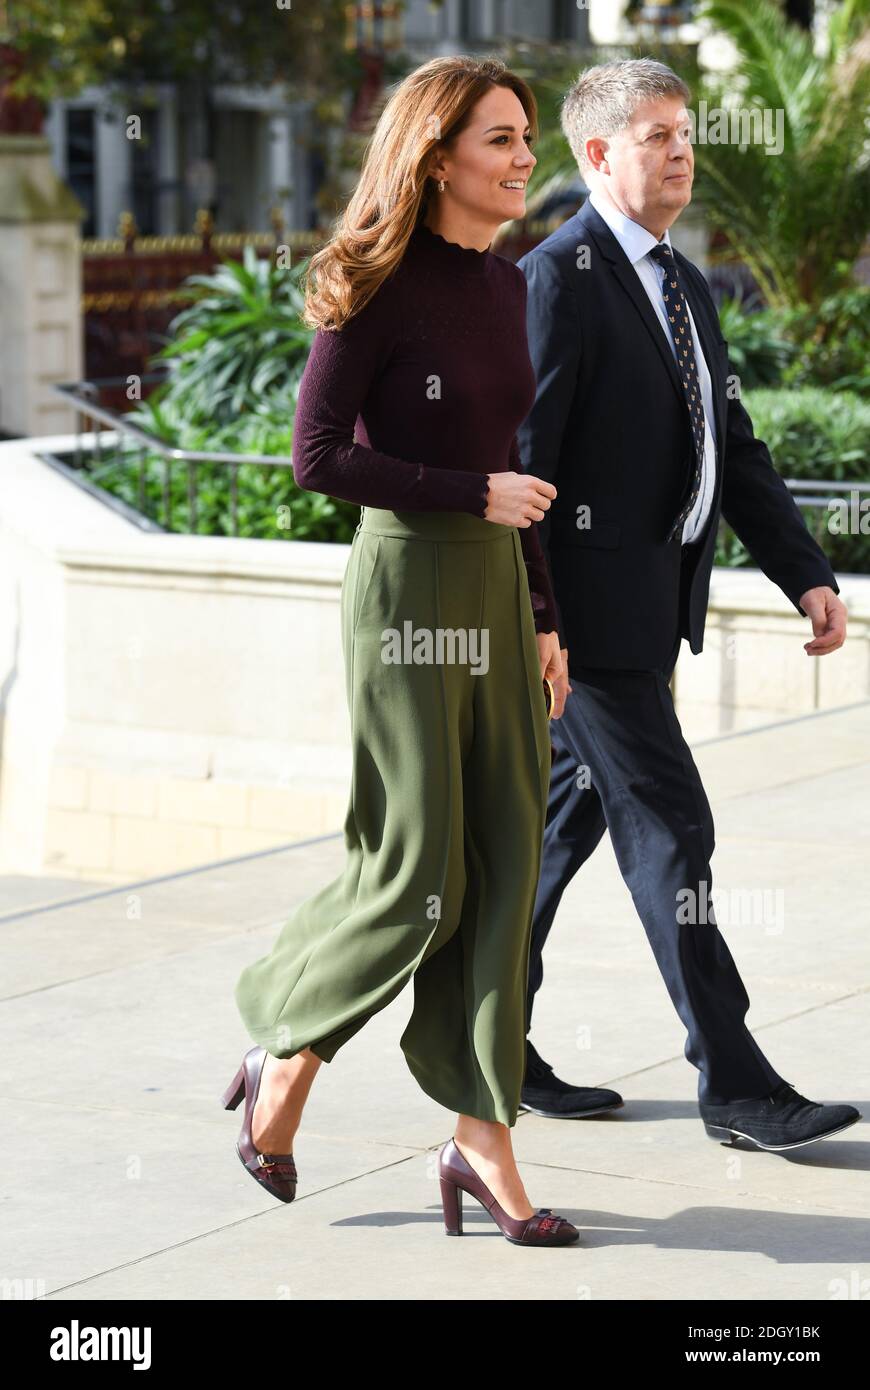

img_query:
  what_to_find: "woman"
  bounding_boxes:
[222,55,578,1248]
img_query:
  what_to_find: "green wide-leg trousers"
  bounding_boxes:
[234,505,552,1126]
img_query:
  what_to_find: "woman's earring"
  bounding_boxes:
[438,179,445,192]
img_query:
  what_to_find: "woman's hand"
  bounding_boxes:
[483,471,556,527]
[536,632,571,720]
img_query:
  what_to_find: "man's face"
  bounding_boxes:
[591,95,694,229]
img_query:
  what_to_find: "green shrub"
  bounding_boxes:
[716,297,794,388]
[147,244,315,426]
[715,387,870,574]
[716,288,870,397]
[777,288,870,397]
[94,394,358,542]
[92,248,360,542]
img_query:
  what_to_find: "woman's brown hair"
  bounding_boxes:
[301,55,538,332]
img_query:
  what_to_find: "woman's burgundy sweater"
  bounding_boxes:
[291,219,560,635]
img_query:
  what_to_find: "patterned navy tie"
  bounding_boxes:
[648,242,705,542]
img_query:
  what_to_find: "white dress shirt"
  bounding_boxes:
[588,188,717,545]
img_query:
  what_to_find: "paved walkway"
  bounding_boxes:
[2,702,868,1300]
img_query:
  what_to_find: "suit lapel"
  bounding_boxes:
[576,199,726,466]
[576,200,686,415]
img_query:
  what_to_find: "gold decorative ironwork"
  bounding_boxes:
[194,207,214,237]
[80,230,322,256]
[344,2,404,51]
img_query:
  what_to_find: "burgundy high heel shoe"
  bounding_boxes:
[438,1137,580,1246]
[220,1045,298,1203]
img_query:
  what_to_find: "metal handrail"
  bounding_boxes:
[53,378,294,467]
[52,377,295,535]
[779,478,870,507]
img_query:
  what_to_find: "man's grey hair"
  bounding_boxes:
[561,58,692,178]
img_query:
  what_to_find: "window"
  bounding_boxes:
[66,108,97,238]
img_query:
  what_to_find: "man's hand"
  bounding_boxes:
[536,634,572,719]
[799,586,847,655]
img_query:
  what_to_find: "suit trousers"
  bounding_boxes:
[235,506,552,1126]
[526,548,787,1107]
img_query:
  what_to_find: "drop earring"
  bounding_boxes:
[438,179,445,192]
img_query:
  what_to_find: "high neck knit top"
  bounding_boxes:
[291,218,560,635]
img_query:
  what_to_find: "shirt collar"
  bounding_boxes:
[588,187,673,265]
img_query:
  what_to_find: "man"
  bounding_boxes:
[515,57,859,1151]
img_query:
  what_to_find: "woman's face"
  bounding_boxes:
[431,84,537,223]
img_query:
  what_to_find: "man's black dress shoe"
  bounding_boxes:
[519,1039,624,1118]
[700,1081,861,1151]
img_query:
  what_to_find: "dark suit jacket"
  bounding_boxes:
[516,197,839,670]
